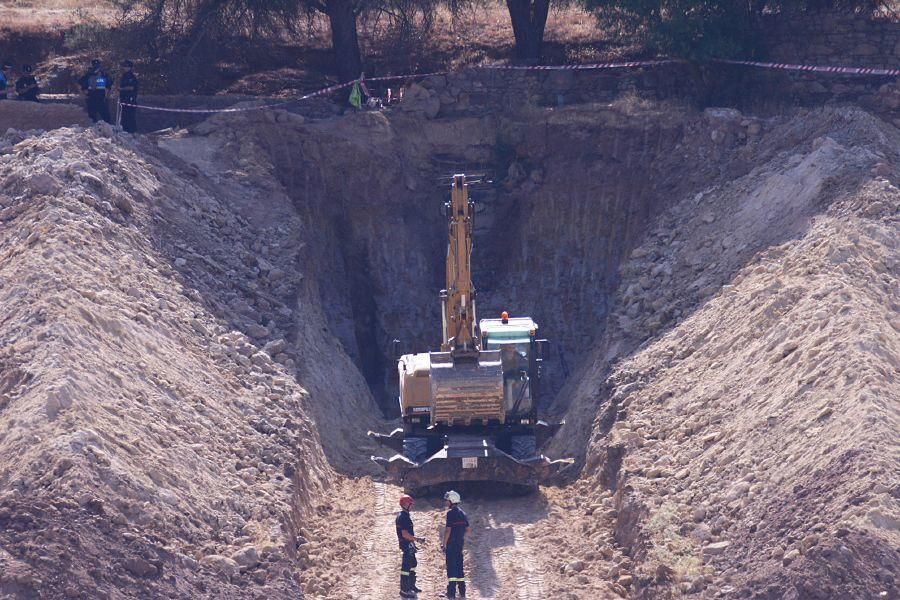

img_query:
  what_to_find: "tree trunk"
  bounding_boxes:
[505,0,551,63]
[325,0,363,83]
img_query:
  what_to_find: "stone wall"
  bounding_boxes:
[741,10,900,122]
[765,10,898,69]
[401,11,899,125]
[403,63,697,117]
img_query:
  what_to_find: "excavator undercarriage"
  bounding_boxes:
[369,174,571,493]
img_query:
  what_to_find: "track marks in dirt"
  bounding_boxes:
[340,482,401,599]
[465,497,547,600]
[338,484,549,600]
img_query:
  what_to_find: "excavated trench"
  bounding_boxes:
[2,96,896,599]
[247,104,735,426]
[130,100,899,600]
[218,104,900,599]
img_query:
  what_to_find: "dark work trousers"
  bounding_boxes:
[400,545,418,592]
[446,546,465,597]
[86,91,111,123]
[120,96,137,133]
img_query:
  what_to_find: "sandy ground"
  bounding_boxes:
[328,483,562,600]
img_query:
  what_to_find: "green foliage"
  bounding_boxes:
[583,0,892,60]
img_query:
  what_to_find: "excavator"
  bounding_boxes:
[369,174,570,493]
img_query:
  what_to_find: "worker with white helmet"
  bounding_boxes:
[441,490,469,598]
[396,494,425,597]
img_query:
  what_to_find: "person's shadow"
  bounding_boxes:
[456,492,550,598]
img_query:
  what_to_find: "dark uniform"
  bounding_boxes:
[15,66,39,102]
[395,509,419,595]
[79,66,112,123]
[0,63,11,100]
[118,63,139,133]
[445,505,469,598]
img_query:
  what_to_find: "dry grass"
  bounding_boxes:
[0,0,639,94]
[0,1,115,32]
[355,3,640,72]
[643,502,704,581]
[286,2,614,68]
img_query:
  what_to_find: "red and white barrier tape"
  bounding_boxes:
[117,72,448,114]
[715,58,900,77]
[113,56,898,115]
[118,79,357,113]
[118,99,292,113]
[480,59,677,71]
[362,71,447,82]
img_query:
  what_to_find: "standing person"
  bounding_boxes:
[396,494,425,598]
[117,60,139,133]
[441,490,469,598]
[0,62,13,100]
[15,65,39,102]
[78,58,112,123]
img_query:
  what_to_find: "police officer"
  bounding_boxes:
[0,62,12,100]
[118,60,139,133]
[15,65,39,102]
[78,58,112,123]
[441,490,469,598]
[396,494,425,598]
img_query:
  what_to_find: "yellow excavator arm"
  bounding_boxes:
[440,174,479,357]
[369,173,571,492]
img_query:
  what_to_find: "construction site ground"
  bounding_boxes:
[0,89,897,600]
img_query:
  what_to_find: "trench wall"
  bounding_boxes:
[215,102,764,416]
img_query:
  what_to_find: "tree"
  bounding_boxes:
[308,0,364,82]
[582,0,893,60]
[505,0,551,63]
[116,0,365,83]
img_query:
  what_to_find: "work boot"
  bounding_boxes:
[400,573,414,597]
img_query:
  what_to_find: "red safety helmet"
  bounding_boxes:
[399,494,414,509]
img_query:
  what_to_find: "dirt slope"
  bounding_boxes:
[0,123,380,598]
[557,108,900,598]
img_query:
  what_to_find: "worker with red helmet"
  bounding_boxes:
[396,494,425,597]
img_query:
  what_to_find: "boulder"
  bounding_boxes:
[702,541,731,557]
[230,545,260,571]
[200,555,238,580]
[123,557,158,578]
[401,84,441,119]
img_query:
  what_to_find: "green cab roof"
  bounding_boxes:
[484,335,532,345]
[480,316,538,337]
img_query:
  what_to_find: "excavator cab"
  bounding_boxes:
[369,175,570,493]
[481,316,545,424]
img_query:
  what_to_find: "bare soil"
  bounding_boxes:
[0,95,897,600]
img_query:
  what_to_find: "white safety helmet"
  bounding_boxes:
[444,490,461,504]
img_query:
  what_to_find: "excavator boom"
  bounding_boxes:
[441,174,478,355]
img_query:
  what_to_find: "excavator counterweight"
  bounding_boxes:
[369,175,570,493]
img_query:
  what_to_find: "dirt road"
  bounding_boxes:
[338,483,550,600]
